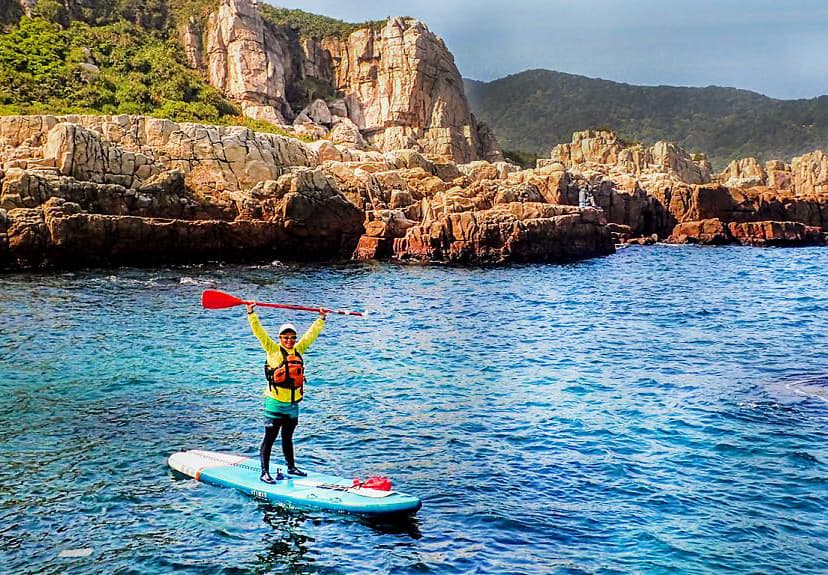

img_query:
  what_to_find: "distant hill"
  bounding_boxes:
[465,69,828,170]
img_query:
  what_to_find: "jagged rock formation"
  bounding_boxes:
[718,151,828,196]
[0,115,610,269]
[4,114,825,270]
[190,0,501,163]
[0,114,320,210]
[540,130,828,245]
[321,17,497,163]
[203,0,294,123]
[0,115,365,267]
[393,204,612,264]
[668,218,825,246]
[548,130,712,186]
[719,158,768,189]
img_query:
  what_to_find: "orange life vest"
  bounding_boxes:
[264,347,304,403]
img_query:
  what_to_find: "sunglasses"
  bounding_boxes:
[279,335,297,341]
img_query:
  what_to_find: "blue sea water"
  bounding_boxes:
[1,245,827,575]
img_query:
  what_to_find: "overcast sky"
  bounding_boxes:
[271,0,828,100]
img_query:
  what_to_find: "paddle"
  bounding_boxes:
[201,289,365,317]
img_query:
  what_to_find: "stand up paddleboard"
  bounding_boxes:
[168,450,422,516]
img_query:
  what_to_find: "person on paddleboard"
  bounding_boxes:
[246,302,326,484]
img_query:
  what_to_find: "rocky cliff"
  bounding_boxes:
[540,130,828,246]
[4,113,827,270]
[185,0,500,163]
[0,115,610,269]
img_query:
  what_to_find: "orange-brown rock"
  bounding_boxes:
[727,221,826,246]
[352,210,417,261]
[666,219,827,246]
[3,184,362,269]
[393,203,614,264]
[538,131,828,240]
[791,150,828,197]
[667,218,731,245]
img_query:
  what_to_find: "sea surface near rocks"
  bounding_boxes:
[1,246,827,575]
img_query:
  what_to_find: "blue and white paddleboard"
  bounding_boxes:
[168,450,422,516]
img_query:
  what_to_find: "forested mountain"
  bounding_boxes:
[465,69,828,169]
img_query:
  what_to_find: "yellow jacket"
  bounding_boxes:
[248,313,325,403]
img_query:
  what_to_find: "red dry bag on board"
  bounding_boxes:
[352,476,392,491]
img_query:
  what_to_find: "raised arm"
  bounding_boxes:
[295,309,327,354]
[247,303,279,355]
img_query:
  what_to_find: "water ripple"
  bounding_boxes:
[1,246,828,574]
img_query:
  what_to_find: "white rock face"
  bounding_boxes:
[330,117,366,149]
[44,123,159,188]
[179,17,204,70]
[719,158,767,188]
[206,0,292,110]
[551,130,712,185]
[243,104,287,125]
[300,100,333,127]
[323,18,486,162]
[0,115,317,195]
[198,0,501,163]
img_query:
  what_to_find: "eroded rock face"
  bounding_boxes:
[667,218,730,245]
[666,218,826,246]
[195,0,502,163]
[205,0,293,116]
[539,130,828,239]
[0,115,365,268]
[322,18,500,162]
[45,123,160,188]
[393,203,614,264]
[728,221,826,246]
[11,114,826,270]
[720,158,767,188]
[792,150,828,197]
[550,130,712,185]
[0,114,317,199]
[5,197,287,267]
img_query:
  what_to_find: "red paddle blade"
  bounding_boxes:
[202,289,246,309]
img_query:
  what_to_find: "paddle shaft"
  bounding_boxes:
[252,301,364,317]
[201,289,364,316]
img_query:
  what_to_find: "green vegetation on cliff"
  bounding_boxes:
[0,16,235,121]
[0,2,379,129]
[465,70,828,169]
[260,5,385,40]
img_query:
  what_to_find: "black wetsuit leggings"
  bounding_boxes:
[260,414,298,474]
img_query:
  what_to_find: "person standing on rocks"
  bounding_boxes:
[579,183,597,209]
[246,302,326,484]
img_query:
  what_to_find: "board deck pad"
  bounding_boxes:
[168,450,422,516]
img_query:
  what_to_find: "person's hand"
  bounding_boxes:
[319,307,327,320]
[246,303,256,315]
